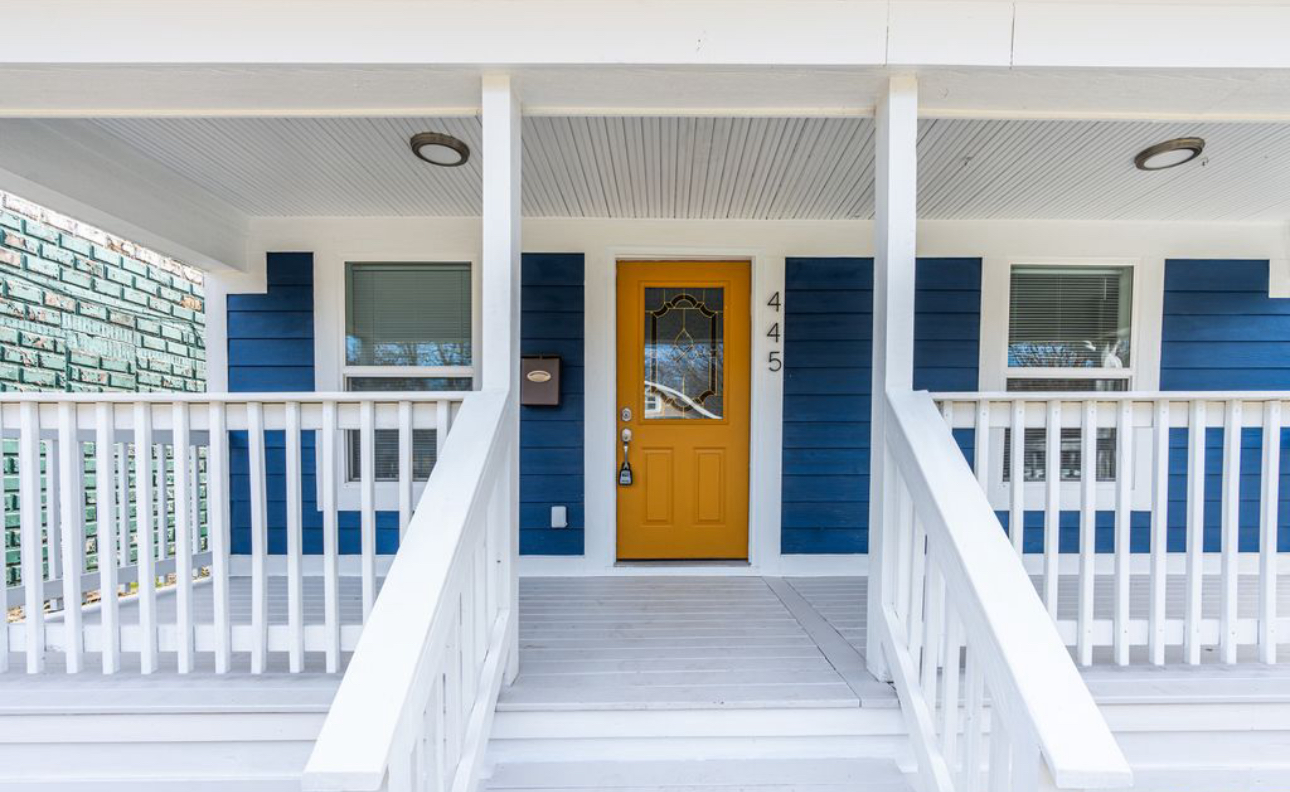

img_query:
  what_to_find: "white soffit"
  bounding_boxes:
[80,116,1290,222]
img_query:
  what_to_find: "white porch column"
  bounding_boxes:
[865,75,918,681]
[481,73,522,682]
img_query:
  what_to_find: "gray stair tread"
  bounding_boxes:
[486,758,912,790]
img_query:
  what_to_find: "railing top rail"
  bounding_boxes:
[886,389,1132,789]
[0,391,471,404]
[931,389,1290,401]
[301,388,508,790]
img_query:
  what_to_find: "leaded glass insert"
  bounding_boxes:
[643,287,724,420]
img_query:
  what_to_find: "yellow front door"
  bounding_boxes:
[616,261,750,560]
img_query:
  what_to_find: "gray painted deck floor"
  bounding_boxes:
[5,572,1289,697]
[500,576,891,711]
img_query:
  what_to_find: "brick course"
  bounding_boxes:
[0,191,207,585]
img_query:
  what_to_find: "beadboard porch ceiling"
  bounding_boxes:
[37,116,1290,222]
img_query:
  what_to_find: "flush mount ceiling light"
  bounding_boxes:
[410,132,470,167]
[1134,137,1206,171]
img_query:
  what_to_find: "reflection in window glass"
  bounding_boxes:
[1008,266,1132,369]
[346,262,472,367]
[643,287,724,420]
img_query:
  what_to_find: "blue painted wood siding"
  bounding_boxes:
[781,257,981,554]
[520,254,585,555]
[227,253,401,556]
[1160,259,1289,553]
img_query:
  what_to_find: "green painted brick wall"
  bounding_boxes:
[0,192,207,587]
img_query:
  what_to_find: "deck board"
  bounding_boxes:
[502,577,886,712]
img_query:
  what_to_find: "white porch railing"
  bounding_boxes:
[0,390,465,674]
[879,390,1131,792]
[302,389,513,792]
[937,392,1287,666]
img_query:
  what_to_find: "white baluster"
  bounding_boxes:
[207,402,231,673]
[1077,400,1097,666]
[939,612,963,771]
[1149,399,1170,665]
[987,710,1011,792]
[1009,400,1025,557]
[960,651,985,792]
[285,401,305,673]
[1113,400,1133,666]
[57,402,84,673]
[172,402,194,673]
[1043,401,1061,618]
[974,399,991,491]
[437,400,451,457]
[321,400,341,672]
[907,517,928,655]
[247,402,269,674]
[1185,400,1206,664]
[360,400,377,619]
[1260,400,1282,664]
[398,400,413,540]
[920,560,944,701]
[1219,400,1242,663]
[134,402,158,673]
[19,402,45,673]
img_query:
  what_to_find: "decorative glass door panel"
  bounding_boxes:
[616,262,750,561]
[643,287,725,420]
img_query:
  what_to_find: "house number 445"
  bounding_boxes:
[766,292,782,372]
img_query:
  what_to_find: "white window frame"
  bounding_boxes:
[1002,256,1141,391]
[989,257,1152,513]
[336,259,481,506]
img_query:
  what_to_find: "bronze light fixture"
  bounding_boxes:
[410,132,470,167]
[1134,137,1206,171]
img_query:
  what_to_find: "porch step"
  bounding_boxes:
[0,673,337,790]
[484,758,913,791]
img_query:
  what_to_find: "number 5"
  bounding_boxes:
[768,351,782,372]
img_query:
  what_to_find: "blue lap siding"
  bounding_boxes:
[519,254,585,555]
[780,257,981,554]
[227,252,401,556]
[1160,259,1290,553]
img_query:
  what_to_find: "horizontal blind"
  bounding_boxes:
[346,262,471,367]
[1008,266,1131,368]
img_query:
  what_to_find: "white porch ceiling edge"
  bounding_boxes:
[0,120,248,273]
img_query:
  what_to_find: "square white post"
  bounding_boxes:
[866,75,919,681]
[481,73,522,683]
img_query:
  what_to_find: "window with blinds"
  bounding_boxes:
[1008,266,1132,370]
[345,262,472,367]
[343,261,473,483]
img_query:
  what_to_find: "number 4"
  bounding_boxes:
[767,292,781,312]
[767,323,780,342]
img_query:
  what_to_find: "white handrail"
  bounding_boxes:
[880,389,1131,791]
[302,388,514,792]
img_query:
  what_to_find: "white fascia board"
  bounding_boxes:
[1014,3,1290,69]
[4,2,1290,71]
[887,2,1016,67]
[0,1,888,66]
[0,120,249,273]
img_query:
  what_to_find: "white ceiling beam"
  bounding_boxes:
[0,120,249,272]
